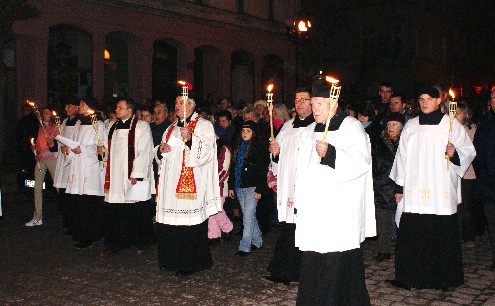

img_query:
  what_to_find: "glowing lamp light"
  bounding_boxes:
[297,20,309,32]
[104,49,110,61]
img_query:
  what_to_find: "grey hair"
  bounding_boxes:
[274,104,290,122]
[243,106,260,121]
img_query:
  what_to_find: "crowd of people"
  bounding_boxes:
[15,77,495,304]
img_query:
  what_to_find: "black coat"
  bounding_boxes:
[372,130,399,210]
[228,137,270,194]
[473,111,495,203]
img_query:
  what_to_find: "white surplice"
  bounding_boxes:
[294,117,376,253]
[271,118,307,223]
[53,118,78,189]
[65,119,107,196]
[155,113,221,226]
[104,119,154,203]
[390,116,476,225]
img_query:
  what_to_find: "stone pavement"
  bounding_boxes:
[1,169,495,305]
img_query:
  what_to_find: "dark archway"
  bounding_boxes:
[194,45,223,108]
[152,39,179,107]
[48,24,92,106]
[231,50,254,106]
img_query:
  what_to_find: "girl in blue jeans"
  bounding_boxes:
[228,121,269,256]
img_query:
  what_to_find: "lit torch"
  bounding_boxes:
[446,89,457,170]
[266,84,274,141]
[319,76,341,164]
[26,100,47,138]
[178,80,190,142]
[87,109,105,170]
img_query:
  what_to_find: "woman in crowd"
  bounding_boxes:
[371,112,405,261]
[456,101,478,249]
[228,121,269,256]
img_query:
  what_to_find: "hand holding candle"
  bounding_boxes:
[30,137,41,171]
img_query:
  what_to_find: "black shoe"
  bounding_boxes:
[176,270,196,276]
[74,241,93,249]
[235,251,249,257]
[251,244,260,251]
[262,275,290,286]
[373,252,391,262]
[386,279,411,290]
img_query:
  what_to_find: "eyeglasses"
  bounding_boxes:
[294,98,311,104]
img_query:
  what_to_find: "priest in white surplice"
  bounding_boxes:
[53,97,79,232]
[155,94,221,275]
[264,87,314,285]
[294,77,376,305]
[100,98,155,257]
[388,86,476,290]
[65,96,107,249]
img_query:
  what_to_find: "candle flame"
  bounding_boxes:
[26,100,35,107]
[178,80,186,86]
[30,138,35,145]
[52,111,57,116]
[325,76,340,84]
[449,89,455,100]
[87,109,95,115]
[298,21,308,32]
[267,84,274,92]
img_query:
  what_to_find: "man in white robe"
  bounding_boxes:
[294,77,376,305]
[100,98,155,256]
[155,94,221,275]
[65,96,107,249]
[264,87,314,285]
[388,86,476,290]
[53,97,79,231]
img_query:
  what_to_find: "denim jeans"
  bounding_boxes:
[236,187,263,252]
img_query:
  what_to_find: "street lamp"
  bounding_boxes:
[287,17,311,87]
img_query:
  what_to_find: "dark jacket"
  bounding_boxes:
[372,130,399,210]
[228,137,269,194]
[365,120,383,144]
[473,111,495,203]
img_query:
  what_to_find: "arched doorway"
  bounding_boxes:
[231,50,254,106]
[262,54,285,104]
[193,45,223,109]
[47,24,92,106]
[152,39,181,108]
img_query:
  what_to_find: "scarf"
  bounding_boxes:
[104,115,138,192]
[234,139,249,190]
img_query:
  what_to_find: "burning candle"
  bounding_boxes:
[178,81,188,123]
[266,84,274,140]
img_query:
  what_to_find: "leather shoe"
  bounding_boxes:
[262,275,290,286]
[235,251,249,257]
[386,279,411,290]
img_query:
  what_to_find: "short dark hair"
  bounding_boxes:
[217,110,232,121]
[120,98,137,113]
[295,87,312,97]
[379,82,393,90]
[391,92,406,102]
[357,102,376,121]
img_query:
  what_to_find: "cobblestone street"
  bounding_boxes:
[1,169,495,305]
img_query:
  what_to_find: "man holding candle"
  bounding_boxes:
[65,96,106,248]
[100,98,155,257]
[53,96,80,231]
[388,86,476,290]
[155,93,221,275]
[294,77,376,305]
[263,87,314,285]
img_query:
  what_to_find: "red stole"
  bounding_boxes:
[162,116,200,200]
[104,116,138,192]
